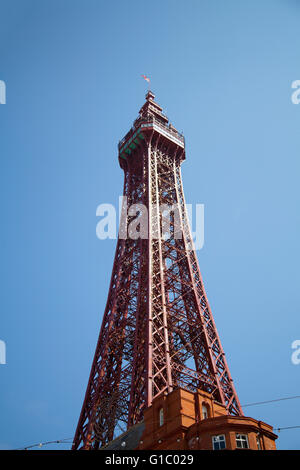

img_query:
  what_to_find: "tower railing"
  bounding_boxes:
[118,115,185,150]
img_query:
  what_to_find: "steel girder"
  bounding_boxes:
[72,97,242,450]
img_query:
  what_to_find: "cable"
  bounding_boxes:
[274,426,300,432]
[15,438,74,451]
[242,395,300,408]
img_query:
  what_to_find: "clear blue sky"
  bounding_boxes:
[0,0,299,450]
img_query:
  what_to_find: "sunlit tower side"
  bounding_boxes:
[72,91,260,450]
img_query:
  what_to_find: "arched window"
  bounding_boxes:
[159,408,164,427]
[202,403,209,420]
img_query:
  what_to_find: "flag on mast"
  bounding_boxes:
[141,74,150,83]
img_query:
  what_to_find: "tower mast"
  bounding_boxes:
[73,91,242,450]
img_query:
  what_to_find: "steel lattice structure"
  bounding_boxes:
[73,91,242,450]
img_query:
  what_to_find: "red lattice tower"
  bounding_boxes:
[73,91,242,450]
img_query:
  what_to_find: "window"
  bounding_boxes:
[256,435,261,450]
[159,408,164,427]
[202,404,209,420]
[236,433,249,449]
[212,435,226,450]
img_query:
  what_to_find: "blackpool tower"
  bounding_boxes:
[73,91,276,451]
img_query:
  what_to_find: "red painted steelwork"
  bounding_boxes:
[72,91,242,450]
